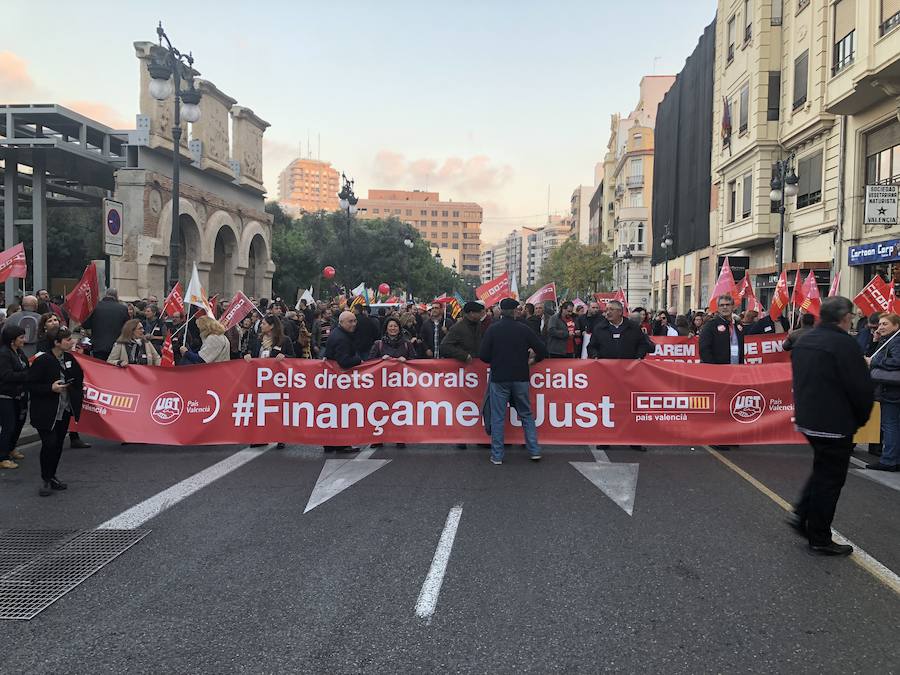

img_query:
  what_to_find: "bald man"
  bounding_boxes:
[6,294,42,357]
[323,311,361,453]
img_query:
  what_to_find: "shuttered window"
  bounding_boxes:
[793,51,808,109]
[739,82,750,133]
[797,152,823,208]
[833,0,856,74]
[742,174,752,219]
[767,72,781,120]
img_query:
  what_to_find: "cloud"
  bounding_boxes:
[0,51,36,99]
[371,150,513,198]
[63,101,131,129]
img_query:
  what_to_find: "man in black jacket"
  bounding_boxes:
[789,296,873,556]
[351,304,380,361]
[418,304,452,358]
[323,311,362,454]
[81,288,129,362]
[442,301,486,450]
[479,297,548,464]
[699,294,744,365]
[587,301,651,360]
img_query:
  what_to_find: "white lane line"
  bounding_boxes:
[415,505,463,622]
[97,444,275,530]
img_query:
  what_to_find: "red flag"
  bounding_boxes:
[828,271,841,297]
[64,263,99,324]
[163,282,184,318]
[221,291,257,331]
[613,288,630,315]
[739,276,764,313]
[769,271,790,320]
[160,331,175,368]
[707,257,737,312]
[0,242,27,282]
[475,272,510,306]
[791,269,805,306]
[800,270,821,318]
[853,275,891,316]
[208,294,219,318]
[527,283,557,307]
[889,282,900,315]
[433,294,454,304]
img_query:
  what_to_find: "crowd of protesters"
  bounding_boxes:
[0,281,897,500]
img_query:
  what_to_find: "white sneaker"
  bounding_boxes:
[490,457,502,465]
[530,454,542,461]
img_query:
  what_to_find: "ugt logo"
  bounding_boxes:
[730,389,766,424]
[151,391,184,425]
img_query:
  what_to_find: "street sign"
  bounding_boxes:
[103,199,124,257]
[864,185,898,225]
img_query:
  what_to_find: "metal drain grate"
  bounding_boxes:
[0,529,149,620]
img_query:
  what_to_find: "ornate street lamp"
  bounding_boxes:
[403,237,414,301]
[770,155,800,276]
[623,248,633,307]
[337,173,358,289]
[146,22,202,296]
[660,222,674,310]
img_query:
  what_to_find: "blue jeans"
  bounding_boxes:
[879,401,900,467]
[488,381,540,461]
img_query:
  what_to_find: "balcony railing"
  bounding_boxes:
[626,175,644,188]
[882,11,900,36]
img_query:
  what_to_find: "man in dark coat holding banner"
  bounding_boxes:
[323,311,362,454]
[789,296,873,555]
[699,294,744,365]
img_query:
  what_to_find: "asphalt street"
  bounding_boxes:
[1,437,898,674]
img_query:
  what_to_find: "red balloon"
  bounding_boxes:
[378,283,390,295]
[322,266,336,279]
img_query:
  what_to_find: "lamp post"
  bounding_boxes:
[146,22,202,296]
[770,155,800,276]
[660,222,674,310]
[337,173,358,291]
[623,248,633,307]
[403,237,414,302]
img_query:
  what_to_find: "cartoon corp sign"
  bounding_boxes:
[72,356,803,447]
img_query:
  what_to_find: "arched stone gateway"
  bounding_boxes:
[108,44,273,301]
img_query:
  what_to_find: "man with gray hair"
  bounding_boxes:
[788,296,873,556]
[322,310,361,454]
[699,293,744,365]
[587,300,652,360]
[81,288,128,362]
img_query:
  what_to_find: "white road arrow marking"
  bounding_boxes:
[570,447,639,516]
[303,446,390,514]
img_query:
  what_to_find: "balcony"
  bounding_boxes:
[826,19,900,115]
[626,174,644,188]
[617,206,647,221]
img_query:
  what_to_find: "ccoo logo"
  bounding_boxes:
[151,391,184,425]
[730,389,766,424]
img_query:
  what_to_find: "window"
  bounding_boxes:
[442,210,449,217]
[744,0,752,41]
[441,232,448,239]
[728,181,737,222]
[393,209,401,214]
[420,210,427,216]
[452,232,459,239]
[772,0,783,25]
[739,82,750,133]
[833,1,856,74]
[432,220,438,226]
[629,191,644,208]
[742,173,752,218]
[796,152,823,208]
[883,0,900,35]
[727,16,736,61]
[452,244,459,249]
[793,50,808,109]
[699,258,710,304]
[372,208,380,214]
[865,123,900,185]
[452,210,459,217]
[767,72,781,121]
[431,210,438,216]
[405,209,412,216]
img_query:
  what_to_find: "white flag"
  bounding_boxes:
[185,262,213,316]
[510,272,519,300]
[300,287,314,305]
[350,282,366,298]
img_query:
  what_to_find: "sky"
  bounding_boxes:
[1,0,717,243]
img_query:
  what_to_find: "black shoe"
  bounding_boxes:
[809,542,853,556]
[250,443,266,448]
[70,438,91,449]
[49,477,67,490]
[785,513,806,537]
[370,443,382,449]
[396,443,406,448]
[596,444,609,450]
[477,443,491,448]
[39,482,53,497]
[630,445,645,451]
[323,446,337,453]
[866,462,899,472]
[456,444,467,449]
[710,445,731,451]
[276,442,286,449]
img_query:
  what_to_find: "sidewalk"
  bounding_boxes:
[18,422,39,446]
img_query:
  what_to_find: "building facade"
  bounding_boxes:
[357,189,482,278]
[570,185,594,244]
[600,76,675,309]
[277,158,340,214]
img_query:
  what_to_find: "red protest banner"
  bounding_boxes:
[163,282,185,318]
[853,275,891,316]
[476,272,510,306]
[0,242,27,282]
[645,335,787,365]
[769,271,790,320]
[527,283,557,306]
[72,355,804,447]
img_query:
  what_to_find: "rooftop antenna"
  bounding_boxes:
[317,133,321,161]
[653,56,662,74]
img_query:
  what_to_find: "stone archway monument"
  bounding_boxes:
[111,42,275,301]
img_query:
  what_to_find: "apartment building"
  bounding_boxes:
[599,76,675,309]
[480,217,575,287]
[277,158,340,214]
[356,189,482,277]
[570,185,594,244]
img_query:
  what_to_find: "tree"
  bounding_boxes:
[268,203,477,302]
[538,239,613,299]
